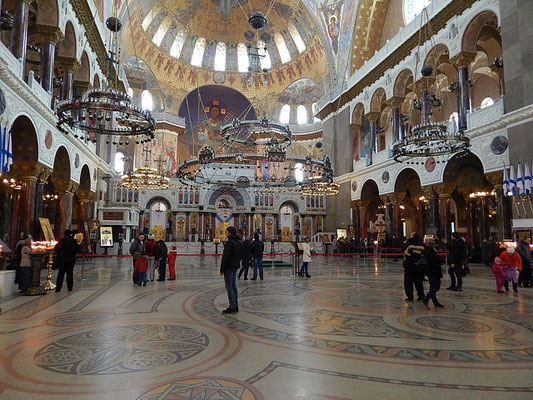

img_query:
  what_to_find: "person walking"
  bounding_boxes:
[490,256,506,293]
[238,237,252,280]
[445,232,467,291]
[54,230,80,292]
[516,239,532,288]
[500,247,522,293]
[167,244,177,280]
[422,238,444,309]
[155,240,168,281]
[18,237,32,293]
[220,226,241,314]
[403,232,425,301]
[299,238,312,278]
[250,233,265,280]
[129,233,146,281]
[145,234,157,281]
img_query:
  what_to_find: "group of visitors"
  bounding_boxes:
[237,233,265,281]
[129,233,177,286]
[491,241,531,293]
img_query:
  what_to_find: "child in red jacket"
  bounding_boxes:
[491,256,505,293]
[168,244,177,280]
[134,252,149,286]
[500,248,522,293]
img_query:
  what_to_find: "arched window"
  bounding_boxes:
[152,16,172,46]
[127,87,133,98]
[449,111,458,131]
[294,163,304,183]
[288,22,305,53]
[274,33,291,64]
[403,0,431,25]
[214,42,227,71]
[480,97,494,108]
[114,152,125,174]
[190,37,206,67]
[151,201,167,213]
[141,90,153,111]
[142,6,160,30]
[169,28,186,58]
[257,40,272,70]
[312,103,321,122]
[297,105,307,124]
[279,104,291,123]
[237,43,249,72]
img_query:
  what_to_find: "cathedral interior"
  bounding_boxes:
[0,0,532,399]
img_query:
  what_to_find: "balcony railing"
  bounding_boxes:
[467,98,505,131]
[152,111,186,127]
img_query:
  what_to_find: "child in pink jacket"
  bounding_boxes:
[491,256,505,293]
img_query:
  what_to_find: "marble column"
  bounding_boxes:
[451,52,476,132]
[365,112,380,153]
[52,178,78,239]
[385,97,404,143]
[458,188,476,245]
[57,57,79,101]
[421,186,439,236]
[486,172,511,240]
[354,200,371,239]
[411,197,426,237]
[9,189,21,249]
[433,183,456,241]
[139,210,145,234]
[36,26,63,95]
[76,190,94,242]
[0,187,14,242]
[9,0,31,75]
[388,193,406,239]
[350,203,360,242]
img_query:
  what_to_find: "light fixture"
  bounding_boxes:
[121,167,169,190]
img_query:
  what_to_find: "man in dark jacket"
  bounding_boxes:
[145,234,157,281]
[238,238,252,280]
[155,240,168,281]
[129,233,145,267]
[250,233,264,280]
[517,239,532,287]
[54,230,80,292]
[403,232,425,301]
[445,232,467,291]
[220,226,241,314]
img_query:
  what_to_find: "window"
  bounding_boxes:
[297,105,307,124]
[237,43,249,72]
[141,90,153,111]
[142,6,160,30]
[169,28,186,58]
[114,152,125,174]
[274,33,291,64]
[288,22,305,53]
[403,0,431,25]
[449,111,458,131]
[294,163,304,183]
[152,16,172,46]
[480,97,494,108]
[279,104,291,123]
[190,37,206,67]
[214,42,227,71]
[257,40,271,70]
[312,103,321,122]
[127,87,133,98]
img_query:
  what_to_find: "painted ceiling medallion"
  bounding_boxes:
[352,181,357,192]
[425,157,436,172]
[45,130,53,149]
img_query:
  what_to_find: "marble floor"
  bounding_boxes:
[0,255,532,399]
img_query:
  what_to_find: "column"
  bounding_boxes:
[380,195,392,238]
[365,112,381,156]
[52,178,78,239]
[74,81,92,96]
[385,97,405,143]
[433,183,456,242]
[388,193,405,238]
[354,200,371,239]
[33,165,52,239]
[486,172,511,240]
[451,52,476,132]
[8,188,21,249]
[458,188,476,245]
[421,186,439,236]
[57,57,79,100]
[36,26,63,95]
[350,202,360,242]
[411,196,426,237]
[139,210,145,234]
[76,190,94,243]
[490,56,505,99]
[9,0,31,75]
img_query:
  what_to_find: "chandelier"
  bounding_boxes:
[121,167,169,190]
[300,177,340,196]
[55,11,155,143]
[221,118,292,148]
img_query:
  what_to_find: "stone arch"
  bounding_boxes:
[370,88,386,113]
[93,74,101,89]
[393,69,414,97]
[79,165,91,191]
[144,195,172,210]
[351,102,365,124]
[394,167,423,197]
[51,146,71,182]
[279,200,299,214]
[462,11,499,54]
[360,179,380,200]
[423,44,450,76]
[10,115,38,163]
[56,21,76,59]
[442,152,486,187]
[35,0,59,27]
[74,51,91,93]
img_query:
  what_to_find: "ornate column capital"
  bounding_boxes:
[415,78,436,91]
[37,165,53,184]
[76,189,95,203]
[349,123,362,133]
[379,195,391,205]
[433,183,456,198]
[384,96,405,108]
[352,199,371,209]
[56,56,80,73]
[450,51,477,69]
[35,24,64,45]
[51,178,78,195]
[387,192,406,205]
[10,161,51,182]
[457,187,473,200]
[365,112,381,123]
[421,185,437,198]
[485,171,504,189]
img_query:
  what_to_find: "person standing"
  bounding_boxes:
[516,239,532,288]
[220,226,241,314]
[500,247,522,293]
[299,238,312,278]
[18,238,32,293]
[54,230,80,292]
[422,238,444,309]
[403,232,425,301]
[250,233,264,280]
[445,232,467,291]
[145,235,157,281]
[238,237,252,280]
[155,240,168,281]
[134,251,149,286]
[167,244,177,280]
[129,233,146,277]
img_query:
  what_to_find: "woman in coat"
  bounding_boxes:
[422,238,444,309]
[299,238,312,278]
[19,238,32,292]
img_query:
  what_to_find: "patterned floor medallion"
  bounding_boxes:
[138,377,261,400]
[34,325,209,375]
[46,312,115,327]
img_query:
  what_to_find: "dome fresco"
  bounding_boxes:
[278,78,323,105]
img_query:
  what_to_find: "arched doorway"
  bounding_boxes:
[145,198,170,241]
[359,179,382,240]
[279,201,299,242]
[394,168,424,237]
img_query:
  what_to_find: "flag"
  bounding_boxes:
[503,165,510,197]
[509,164,517,196]
[0,125,5,175]
[525,161,533,195]
[516,162,525,195]
[1,128,12,176]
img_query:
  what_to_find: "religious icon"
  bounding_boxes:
[100,227,113,247]
[328,15,340,54]
[164,140,177,173]
[39,218,55,241]
[198,102,226,146]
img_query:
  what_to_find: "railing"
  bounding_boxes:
[0,41,23,79]
[290,121,323,134]
[466,98,505,131]
[26,71,53,107]
[152,111,186,127]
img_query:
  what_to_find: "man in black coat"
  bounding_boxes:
[55,230,80,292]
[403,232,426,301]
[238,238,252,280]
[155,240,168,281]
[220,226,241,314]
[250,233,264,280]
[445,232,467,291]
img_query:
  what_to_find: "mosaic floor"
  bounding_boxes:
[0,255,532,399]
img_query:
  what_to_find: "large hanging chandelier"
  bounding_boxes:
[55,12,155,144]
[121,167,169,190]
[221,118,292,148]
[300,177,340,196]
